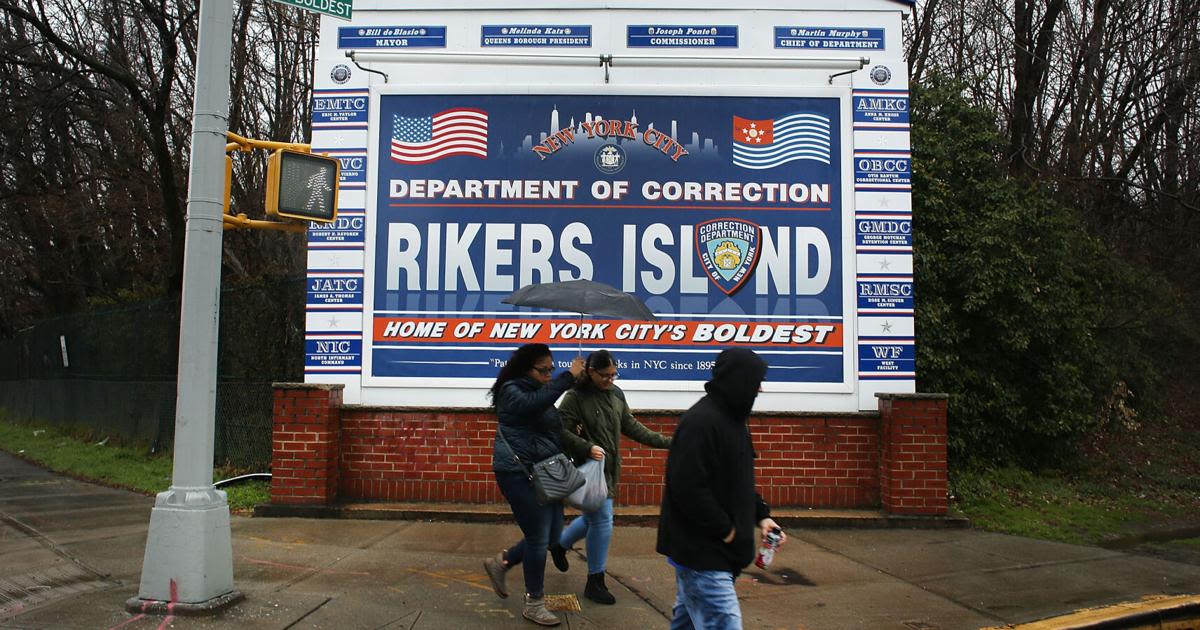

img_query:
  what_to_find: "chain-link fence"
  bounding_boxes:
[0,279,305,470]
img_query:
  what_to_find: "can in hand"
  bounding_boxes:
[754,527,783,569]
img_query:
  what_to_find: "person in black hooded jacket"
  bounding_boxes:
[656,348,787,630]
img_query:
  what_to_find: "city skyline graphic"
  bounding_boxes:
[512,104,722,160]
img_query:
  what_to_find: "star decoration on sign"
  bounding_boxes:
[395,115,433,142]
[879,258,891,271]
[741,123,764,143]
[881,321,894,333]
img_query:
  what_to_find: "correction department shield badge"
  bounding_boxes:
[695,218,761,295]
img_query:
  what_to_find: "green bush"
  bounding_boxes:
[912,77,1176,466]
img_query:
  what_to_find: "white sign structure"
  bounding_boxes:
[305,0,915,412]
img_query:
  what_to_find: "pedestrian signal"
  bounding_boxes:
[265,149,339,223]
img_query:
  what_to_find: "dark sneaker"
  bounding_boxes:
[549,543,569,573]
[483,551,509,599]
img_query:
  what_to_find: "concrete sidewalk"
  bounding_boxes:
[2,451,1199,630]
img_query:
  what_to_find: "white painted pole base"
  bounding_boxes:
[133,487,236,606]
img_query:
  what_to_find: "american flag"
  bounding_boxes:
[732,113,831,170]
[391,108,488,164]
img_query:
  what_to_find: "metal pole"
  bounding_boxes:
[129,0,241,612]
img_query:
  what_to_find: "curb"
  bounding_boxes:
[983,594,1200,629]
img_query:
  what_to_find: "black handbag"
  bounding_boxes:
[496,425,585,504]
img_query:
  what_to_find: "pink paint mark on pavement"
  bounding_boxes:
[154,578,177,630]
[105,599,154,630]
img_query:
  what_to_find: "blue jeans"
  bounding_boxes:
[495,470,564,599]
[559,498,614,574]
[670,564,742,630]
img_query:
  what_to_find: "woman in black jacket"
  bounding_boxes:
[483,343,584,627]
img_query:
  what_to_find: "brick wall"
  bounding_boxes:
[338,408,880,509]
[271,385,947,514]
[270,384,342,505]
[339,409,502,503]
[878,393,949,515]
[616,414,880,508]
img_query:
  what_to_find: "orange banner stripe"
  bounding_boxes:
[372,317,842,348]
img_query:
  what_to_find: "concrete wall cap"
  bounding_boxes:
[631,409,878,419]
[340,404,877,419]
[875,392,949,401]
[343,404,493,413]
[272,382,345,391]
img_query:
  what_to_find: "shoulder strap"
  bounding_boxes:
[495,424,533,478]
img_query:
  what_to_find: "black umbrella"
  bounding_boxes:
[503,279,656,320]
[502,280,656,353]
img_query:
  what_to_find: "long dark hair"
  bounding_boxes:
[488,343,552,406]
[575,349,616,390]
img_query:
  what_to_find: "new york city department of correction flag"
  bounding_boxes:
[732,112,831,169]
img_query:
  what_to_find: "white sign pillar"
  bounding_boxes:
[129,0,241,611]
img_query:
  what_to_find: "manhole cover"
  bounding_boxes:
[544,594,581,612]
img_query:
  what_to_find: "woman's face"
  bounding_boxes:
[588,364,619,391]
[528,355,554,385]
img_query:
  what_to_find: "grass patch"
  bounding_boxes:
[951,466,1186,545]
[0,419,171,493]
[224,480,271,512]
[954,399,1200,548]
[0,416,269,513]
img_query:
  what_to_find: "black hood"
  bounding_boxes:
[703,348,768,421]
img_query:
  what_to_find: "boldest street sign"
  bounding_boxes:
[272,0,351,21]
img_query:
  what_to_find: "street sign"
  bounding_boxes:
[272,0,351,21]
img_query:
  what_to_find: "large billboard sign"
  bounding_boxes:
[306,2,915,411]
[364,92,851,387]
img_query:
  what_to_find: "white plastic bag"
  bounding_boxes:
[565,454,608,512]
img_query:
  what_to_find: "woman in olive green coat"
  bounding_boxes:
[550,350,671,605]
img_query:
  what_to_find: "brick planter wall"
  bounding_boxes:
[878,393,950,515]
[615,414,881,508]
[270,384,342,505]
[271,385,948,515]
[339,409,502,503]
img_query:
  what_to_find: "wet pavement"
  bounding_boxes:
[2,451,1199,629]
